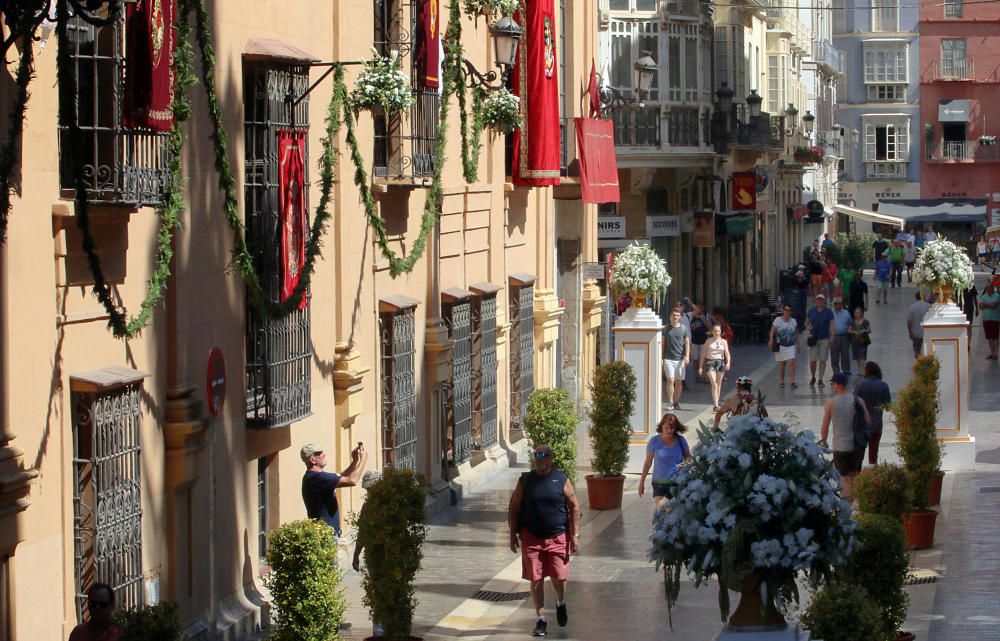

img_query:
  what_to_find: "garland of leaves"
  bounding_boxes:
[0,33,36,244]
[56,0,194,338]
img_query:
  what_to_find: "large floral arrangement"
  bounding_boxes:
[350,49,415,116]
[649,415,856,622]
[610,243,672,308]
[480,88,522,134]
[911,238,974,293]
[463,0,519,17]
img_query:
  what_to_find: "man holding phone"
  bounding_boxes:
[301,441,368,537]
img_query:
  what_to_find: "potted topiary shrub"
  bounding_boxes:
[891,355,943,549]
[854,463,912,520]
[524,388,580,484]
[354,467,429,641]
[114,602,182,641]
[265,519,348,641]
[585,361,637,509]
[842,514,913,641]
[802,582,888,641]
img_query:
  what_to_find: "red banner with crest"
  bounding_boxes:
[575,117,619,204]
[731,172,757,211]
[124,0,176,131]
[278,130,308,310]
[512,0,561,186]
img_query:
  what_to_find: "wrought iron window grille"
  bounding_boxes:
[470,289,500,452]
[380,303,418,472]
[243,62,314,430]
[508,276,535,432]
[58,9,170,206]
[443,292,474,465]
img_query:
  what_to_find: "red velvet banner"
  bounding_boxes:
[512,0,561,186]
[575,117,619,204]
[731,172,757,211]
[415,0,440,88]
[124,0,176,132]
[587,59,601,118]
[278,130,308,310]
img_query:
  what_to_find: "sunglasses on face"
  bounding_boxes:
[533,451,552,459]
[89,600,112,608]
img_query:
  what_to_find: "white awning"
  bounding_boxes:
[832,204,904,228]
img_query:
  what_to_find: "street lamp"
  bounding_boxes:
[802,110,816,136]
[746,90,763,119]
[784,103,799,134]
[489,16,523,74]
[716,82,735,116]
[600,52,659,111]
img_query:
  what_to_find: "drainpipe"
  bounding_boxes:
[0,241,9,442]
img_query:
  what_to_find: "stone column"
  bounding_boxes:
[580,282,606,402]
[533,288,564,390]
[614,303,664,474]
[333,342,368,517]
[922,300,976,470]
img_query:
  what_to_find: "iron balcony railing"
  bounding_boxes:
[812,39,844,74]
[927,139,1000,162]
[731,107,782,148]
[933,58,973,80]
[865,161,907,179]
[665,107,702,147]
[612,106,661,147]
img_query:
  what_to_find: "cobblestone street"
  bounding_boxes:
[339,277,1000,641]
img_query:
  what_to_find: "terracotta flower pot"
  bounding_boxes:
[727,571,787,628]
[925,470,945,507]
[896,632,916,641]
[364,637,423,641]
[585,474,625,510]
[902,510,938,550]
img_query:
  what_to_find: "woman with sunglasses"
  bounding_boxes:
[638,414,692,508]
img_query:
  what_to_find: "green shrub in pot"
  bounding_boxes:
[114,602,182,641]
[854,463,912,520]
[802,582,888,641]
[891,355,942,511]
[587,361,636,477]
[524,388,579,483]
[841,514,911,639]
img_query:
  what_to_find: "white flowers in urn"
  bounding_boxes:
[911,238,974,298]
[610,242,672,308]
[350,49,415,116]
[463,0,519,18]
[480,88,522,134]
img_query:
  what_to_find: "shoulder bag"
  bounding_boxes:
[852,397,870,450]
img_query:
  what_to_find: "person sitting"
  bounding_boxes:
[713,376,768,428]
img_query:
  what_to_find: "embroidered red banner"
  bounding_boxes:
[731,172,757,211]
[575,117,619,204]
[415,0,440,88]
[512,0,560,186]
[124,0,176,132]
[278,130,308,310]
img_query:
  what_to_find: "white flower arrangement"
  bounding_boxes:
[911,238,974,292]
[609,242,672,308]
[480,88,522,134]
[463,0,519,17]
[350,49,415,116]
[649,415,856,621]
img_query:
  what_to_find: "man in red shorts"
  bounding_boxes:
[508,444,581,637]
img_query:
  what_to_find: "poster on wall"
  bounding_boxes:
[732,172,757,211]
[692,209,715,247]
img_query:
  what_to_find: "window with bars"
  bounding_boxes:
[70,373,145,622]
[58,11,169,205]
[380,301,418,471]
[944,0,962,17]
[508,276,536,432]
[941,39,968,78]
[443,292,473,465]
[256,457,272,570]
[872,0,898,31]
[373,0,440,180]
[243,62,314,430]
[471,288,500,451]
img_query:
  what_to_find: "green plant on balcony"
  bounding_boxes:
[979,135,997,145]
[793,146,813,162]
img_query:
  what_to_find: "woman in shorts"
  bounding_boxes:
[638,413,692,508]
[769,305,798,388]
[698,324,731,410]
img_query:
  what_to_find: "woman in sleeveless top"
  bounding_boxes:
[698,324,731,410]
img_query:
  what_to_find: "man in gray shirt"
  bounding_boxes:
[663,308,691,411]
[907,292,933,358]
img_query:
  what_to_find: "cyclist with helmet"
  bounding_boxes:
[713,376,768,428]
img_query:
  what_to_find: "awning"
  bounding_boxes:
[832,204,904,228]
[878,198,986,224]
[243,39,320,63]
[717,211,754,235]
[938,99,971,123]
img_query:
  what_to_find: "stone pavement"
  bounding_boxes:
[333,276,999,641]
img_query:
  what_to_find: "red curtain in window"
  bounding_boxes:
[123,0,177,132]
[415,0,440,88]
[511,0,561,186]
[278,130,308,310]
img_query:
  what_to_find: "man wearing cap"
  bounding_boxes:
[829,297,853,378]
[806,294,835,387]
[301,441,368,536]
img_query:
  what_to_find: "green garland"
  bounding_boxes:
[182,0,335,317]
[0,32,36,243]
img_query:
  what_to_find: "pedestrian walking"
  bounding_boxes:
[820,372,871,499]
[977,236,988,270]
[713,376,768,428]
[889,242,905,287]
[924,226,937,241]
[848,306,872,375]
[806,294,835,387]
[69,583,122,641]
[769,304,798,389]
[872,234,889,264]
[848,268,869,313]
[663,308,691,410]
[638,413,692,509]
[829,297,853,377]
[839,264,856,296]
[981,282,1000,360]
[686,303,712,383]
[874,252,891,304]
[822,257,839,299]
[854,362,891,465]
[508,444,581,637]
[699,324,732,409]
[809,253,824,298]
[301,441,368,537]
[960,284,979,347]
[906,292,932,358]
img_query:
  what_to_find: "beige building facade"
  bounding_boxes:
[0,0,602,639]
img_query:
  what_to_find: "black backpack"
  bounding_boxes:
[852,397,870,450]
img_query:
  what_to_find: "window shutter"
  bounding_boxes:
[897,121,909,158]
[865,124,876,161]
[715,26,729,86]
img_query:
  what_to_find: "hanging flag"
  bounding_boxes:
[575,117,619,204]
[278,130,308,310]
[512,0,561,186]
[731,172,757,211]
[415,0,440,88]
[587,59,601,118]
[123,0,176,132]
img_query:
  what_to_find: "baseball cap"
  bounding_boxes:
[815,293,826,300]
[831,372,849,386]
[300,443,324,461]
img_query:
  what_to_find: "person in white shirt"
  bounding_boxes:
[924,227,937,241]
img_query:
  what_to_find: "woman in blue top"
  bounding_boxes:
[638,413,692,508]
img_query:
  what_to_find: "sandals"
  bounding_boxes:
[791,382,799,389]
[778,382,785,388]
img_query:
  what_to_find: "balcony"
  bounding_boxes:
[815,131,844,158]
[761,1,812,54]
[664,107,703,147]
[729,107,783,149]
[612,106,661,147]
[865,161,907,180]
[812,39,844,75]
[926,139,1000,162]
[931,58,973,81]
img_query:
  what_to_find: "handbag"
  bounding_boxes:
[852,397,870,450]
[807,332,818,347]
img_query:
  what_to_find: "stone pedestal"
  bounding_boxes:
[614,304,663,473]
[713,626,810,641]
[922,301,976,470]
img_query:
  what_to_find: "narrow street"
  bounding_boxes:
[338,275,1000,641]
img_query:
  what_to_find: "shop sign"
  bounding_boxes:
[597,216,626,238]
[732,172,757,211]
[646,215,680,237]
[692,209,715,247]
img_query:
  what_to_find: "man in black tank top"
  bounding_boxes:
[508,444,581,637]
